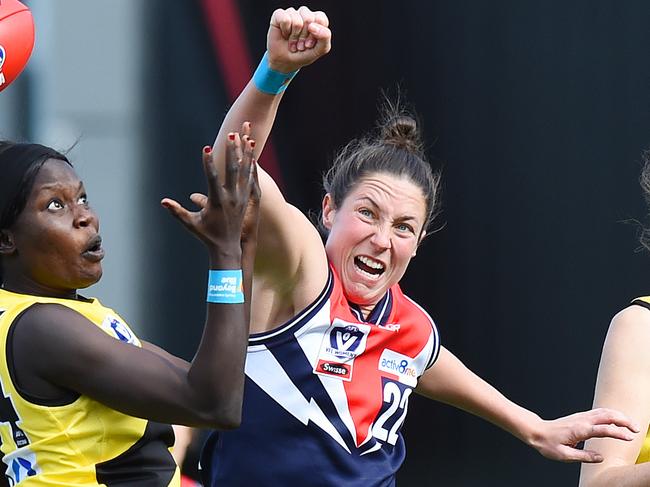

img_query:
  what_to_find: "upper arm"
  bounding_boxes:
[14,304,204,424]
[250,165,329,316]
[580,306,650,482]
[209,83,328,303]
[141,340,190,372]
[416,346,476,404]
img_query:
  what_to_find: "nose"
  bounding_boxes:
[369,224,392,251]
[74,205,98,229]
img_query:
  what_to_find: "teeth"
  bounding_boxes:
[357,256,384,270]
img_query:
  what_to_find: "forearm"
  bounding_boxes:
[212,80,284,168]
[417,348,541,447]
[185,248,248,428]
[419,347,639,463]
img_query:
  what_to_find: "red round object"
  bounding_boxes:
[0,0,34,92]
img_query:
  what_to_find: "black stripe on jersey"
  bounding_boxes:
[631,299,650,312]
[266,333,358,451]
[95,421,176,486]
[6,305,80,407]
[249,269,334,346]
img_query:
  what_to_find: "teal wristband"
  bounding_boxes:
[252,51,299,95]
[207,270,244,304]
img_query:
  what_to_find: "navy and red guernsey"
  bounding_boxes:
[201,266,440,487]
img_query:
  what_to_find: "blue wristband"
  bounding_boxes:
[207,270,244,304]
[252,51,299,95]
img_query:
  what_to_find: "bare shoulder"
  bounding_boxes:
[257,200,328,294]
[596,304,650,383]
[16,302,92,337]
[252,202,329,332]
[606,304,650,345]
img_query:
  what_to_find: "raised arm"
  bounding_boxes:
[12,135,260,429]
[208,7,333,328]
[417,346,638,463]
[211,7,331,164]
[579,306,650,486]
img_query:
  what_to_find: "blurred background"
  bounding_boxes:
[2,1,650,485]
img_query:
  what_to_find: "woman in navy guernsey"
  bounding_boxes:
[0,135,259,486]
[199,6,640,487]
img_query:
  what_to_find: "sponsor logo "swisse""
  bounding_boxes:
[320,362,349,376]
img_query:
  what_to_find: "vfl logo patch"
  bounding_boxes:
[328,325,364,359]
[378,349,418,387]
[314,320,371,381]
[101,315,140,346]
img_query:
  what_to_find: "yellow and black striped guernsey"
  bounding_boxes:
[0,289,180,486]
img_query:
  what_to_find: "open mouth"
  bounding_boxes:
[354,255,385,278]
[82,235,104,261]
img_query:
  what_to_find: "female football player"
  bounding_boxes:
[200,6,639,486]
[0,133,258,486]
[579,158,650,487]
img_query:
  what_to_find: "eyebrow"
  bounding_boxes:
[39,180,84,192]
[357,196,420,222]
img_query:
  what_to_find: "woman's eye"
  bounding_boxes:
[78,195,88,205]
[47,200,64,210]
[359,208,373,218]
[396,223,414,233]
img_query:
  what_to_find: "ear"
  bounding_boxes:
[322,193,336,230]
[412,229,427,257]
[0,230,16,256]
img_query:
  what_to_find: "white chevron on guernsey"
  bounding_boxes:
[245,346,351,453]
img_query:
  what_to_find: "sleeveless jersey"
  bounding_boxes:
[0,288,180,486]
[632,296,650,464]
[201,267,440,486]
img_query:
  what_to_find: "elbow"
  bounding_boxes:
[196,403,243,430]
[211,410,242,431]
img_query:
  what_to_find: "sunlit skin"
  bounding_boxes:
[322,172,427,317]
[1,159,104,299]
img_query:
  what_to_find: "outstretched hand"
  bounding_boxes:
[267,6,332,73]
[161,132,258,253]
[532,408,640,463]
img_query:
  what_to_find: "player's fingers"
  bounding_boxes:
[307,23,332,55]
[584,424,636,441]
[189,193,208,209]
[297,6,315,52]
[239,138,256,193]
[270,9,293,39]
[556,445,604,464]
[241,121,252,139]
[304,9,327,50]
[202,145,222,205]
[287,8,303,53]
[313,10,329,28]
[564,447,604,463]
[589,408,640,432]
[160,198,194,230]
[305,10,327,49]
[224,135,240,194]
